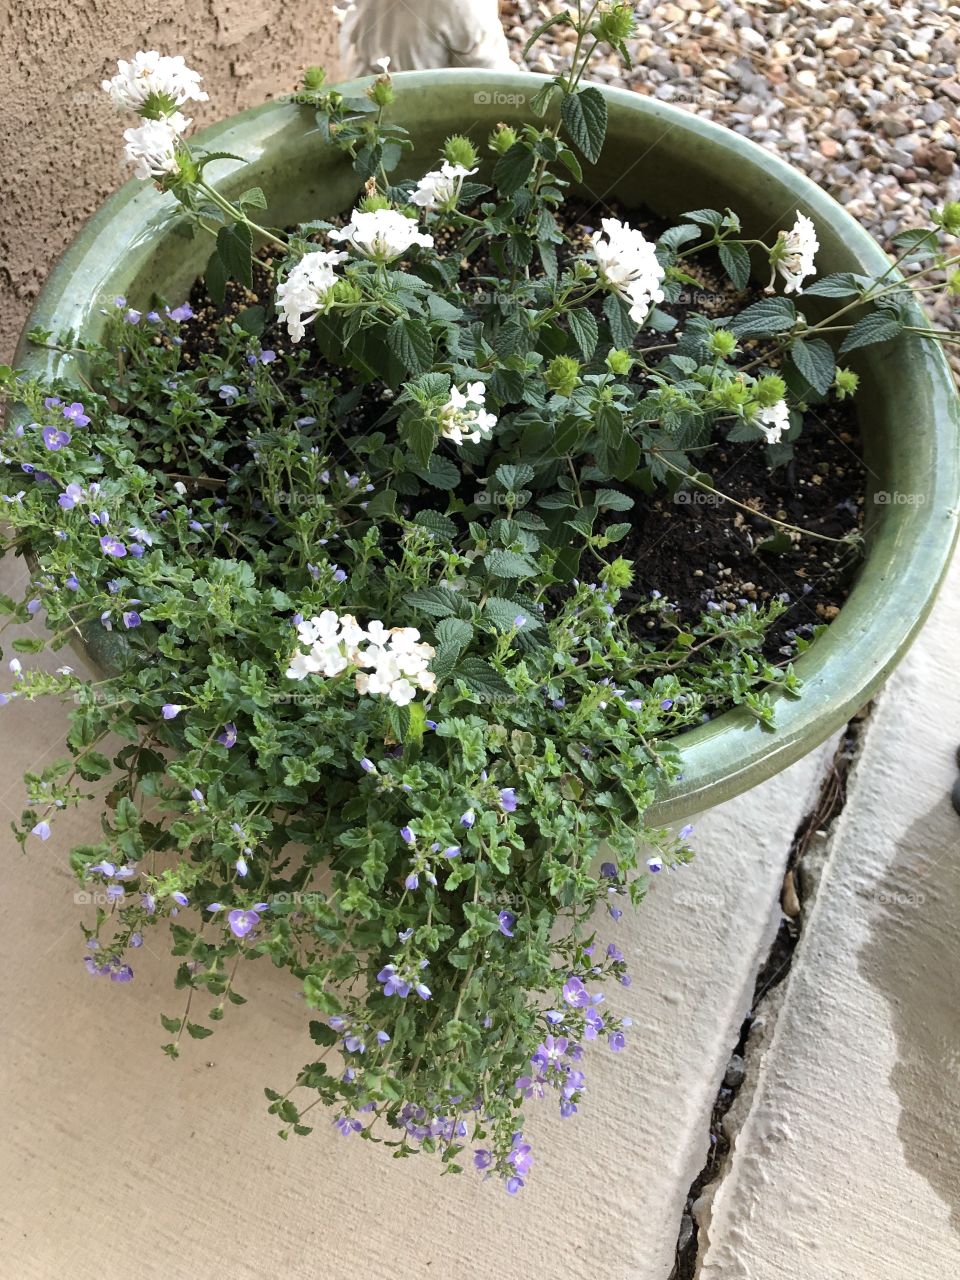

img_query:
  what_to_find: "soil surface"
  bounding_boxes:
[175,206,865,661]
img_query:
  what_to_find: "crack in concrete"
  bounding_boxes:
[668,710,874,1280]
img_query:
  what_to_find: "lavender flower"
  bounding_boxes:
[99,535,127,558]
[460,808,475,828]
[227,908,260,938]
[499,787,518,813]
[562,975,591,1008]
[42,427,71,451]
[32,821,51,841]
[218,722,238,748]
[498,910,516,938]
[162,704,182,719]
[62,402,90,426]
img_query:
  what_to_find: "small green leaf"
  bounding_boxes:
[386,317,434,376]
[838,312,903,354]
[561,87,608,163]
[729,297,797,338]
[413,510,457,540]
[718,241,751,291]
[186,1022,214,1039]
[568,309,599,360]
[484,549,537,579]
[216,222,253,289]
[789,337,835,394]
[494,142,535,195]
[455,657,512,701]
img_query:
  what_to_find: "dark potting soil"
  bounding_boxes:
[171,204,865,660]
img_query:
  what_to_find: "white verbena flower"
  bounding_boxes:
[755,398,791,444]
[775,212,819,294]
[410,161,478,212]
[356,626,436,707]
[590,217,665,324]
[286,611,367,680]
[103,51,209,115]
[122,116,186,180]
[329,208,434,261]
[276,250,349,343]
[286,612,435,706]
[440,382,497,447]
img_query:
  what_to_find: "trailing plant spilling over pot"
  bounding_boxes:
[3,9,959,1194]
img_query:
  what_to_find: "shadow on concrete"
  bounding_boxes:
[858,797,960,1237]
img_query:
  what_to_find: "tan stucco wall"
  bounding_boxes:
[0,1,339,361]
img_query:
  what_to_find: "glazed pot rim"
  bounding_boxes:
[14,69,960,822]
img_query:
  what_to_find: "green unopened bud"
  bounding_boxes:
[138,90,180,121]
[754,374,787,407]
[302,66,327,91]
[489,124,519,155]
[358,192,392,213]
[443,134,479,169]
[592,3,637,44]
[333,279,362,307]
[546,356,581,397]
[947,270,960,296]
[709,329,738,359]
[367,78,395,108]
[605,348,634,376]
[933,201,960,236]
[711,378,750,412]
[834,367,860,400]
[600,556,634,589]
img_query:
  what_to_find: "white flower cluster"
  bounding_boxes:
[439,382,498,447]
[590,217,666,324]
[755,398,791,444]
[276,250,350,343]
[286,612,436,707]
[103,51,207,181]
[775,212,819,294]
[277,207,436,341]
[329,208,435,261]
[410,161,478,212]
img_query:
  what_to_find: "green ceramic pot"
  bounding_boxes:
[15,70,960,822]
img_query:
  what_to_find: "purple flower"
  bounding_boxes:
[62,402,90,426]
[562,975,590,1008]
[608,1030,627,1052]
[332,567,347,584]
[162,704,182,720]
[99,535,127,558]
[376,1030,391,1044]
[679,824,694,840]
[260,349,277,364]
[344,1034,365,1054]
[498,910,516,938]
[218,385,239,405]
[583,1008,605,1041]
[414,982,432,1001]
[443,845,461,859]
[122,610,141,629]
[460,808,475,829]
[146,310,162,323]
[508,1136,533,1177]
[171,891,189,907]
[190,788,205,807]
[600,862,617,879]
[377,965,410,998]
[59,484,84,509]
[218,722,238,749]
[168,303,193,322]
[473,1149,493,1170]
[334,1116,362,1136]
[499,788,518,813]
[404,871,419,891]
[647,856,663,874]
[32,821,51,841]
[110,964,134,983]
[42,426,71,451]
[227,908,260,938]
[235,856,249,878]
[400,825,415,845]
[26,598,41,615]
[660,698,674,710]
[44,396,62,408]
[124,309,141,325]
[545,1010,564,1026]
[130,932,143,948]
[360,757,376,773]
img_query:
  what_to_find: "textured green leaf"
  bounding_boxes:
[561,87,608,163]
